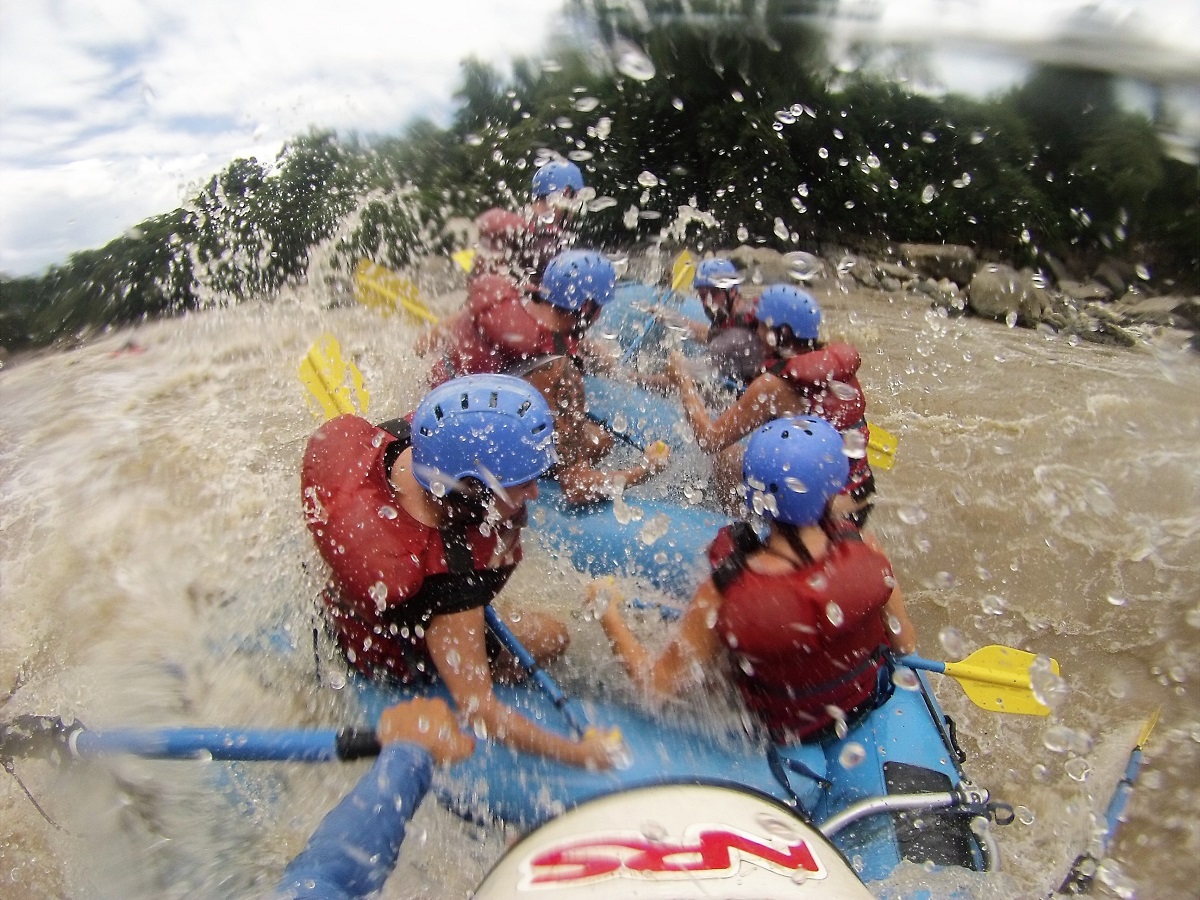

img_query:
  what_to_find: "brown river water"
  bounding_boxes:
[1,270,1197,899]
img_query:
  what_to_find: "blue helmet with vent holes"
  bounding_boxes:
[742,415,848,525]
[539,250,616,312]
[411,375,556,492]
[693,257,741,290]
[531,160,584,198]
[754,284,821,340]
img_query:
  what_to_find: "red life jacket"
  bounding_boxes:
[708,522,895,743]
[301,415,522,680]
[430,274,581,387]
[766,342,873,496]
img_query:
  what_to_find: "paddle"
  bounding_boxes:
[452,248,476,273]
[353,259,439,324]
[484,607,589,738]
[299,333,370,420]
[626,595,1054,716]
[670,249,696,293]
[1057,708,1159,895]
[900,646,1060,716]
[866,422,897,471]
[0,714,382,763]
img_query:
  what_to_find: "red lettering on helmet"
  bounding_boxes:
[519,825,826,888]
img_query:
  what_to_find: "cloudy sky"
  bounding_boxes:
[1,0,1196,277]
[0,0,564,276]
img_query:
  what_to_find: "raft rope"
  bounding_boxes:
[3,755,65,832]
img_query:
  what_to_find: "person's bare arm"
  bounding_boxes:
[579,337,675,393]
[425,607,614,768]
[555,441,671,506]
[593,580,725,697]
[668,352,801,453]
[861,532,918,654]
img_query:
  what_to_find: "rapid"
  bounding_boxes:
[1,261,1197,899]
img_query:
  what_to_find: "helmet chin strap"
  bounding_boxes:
[437,481,528,530]
[436,481,492,526]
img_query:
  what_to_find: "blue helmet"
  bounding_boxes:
[539,250,616,312]
[693,257,741,290]
[411,375,556,493]
[742,416,848,526]
[754,284,821,341]
[531,160,584,198]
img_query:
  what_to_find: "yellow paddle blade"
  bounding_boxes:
[353,259,439,325]
[1135,707,1160,749]
[944,645,1059,716]
[670,250,696,293]
[452,249,476,273]
[298,333,369,421]
[866,421,898,471]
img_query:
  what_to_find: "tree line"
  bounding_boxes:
[2,0,1195,353]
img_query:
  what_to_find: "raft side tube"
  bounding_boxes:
[527,478,728,599]
[352,677,828,829]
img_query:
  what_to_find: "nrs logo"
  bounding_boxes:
[518,824,828,889]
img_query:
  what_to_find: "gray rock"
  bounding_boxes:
[1093,259,1136,297]
[848,256,878,287]
[1041,253,1073,285]
[728,246,792,285]
[1111,292,1186,328]
[968,263,1046,324]
[1058,279,1113,303]
[877,261,913,281]
[898,243,977,286]
[968,264,1022,320]
[1075,316,1139,347]
[913,277,940,296]
[1170,296,1200,330]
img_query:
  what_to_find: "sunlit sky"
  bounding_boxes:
[1,0,1197,277]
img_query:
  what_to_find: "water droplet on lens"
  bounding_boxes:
[838,742,867,768]
[939,627,967,657]
[1065,757,1092,782]
[614,40,656,81]
[921,184,937,204]
[574,96,599,112]
[893,668,921,691]
[637,171,659,188]
[898,505,927,525]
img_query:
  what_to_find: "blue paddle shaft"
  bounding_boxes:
[897,655,947,675]
[73,727,379,762]
[484,606,588,737]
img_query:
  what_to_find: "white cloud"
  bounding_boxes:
[1,0,564,275]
